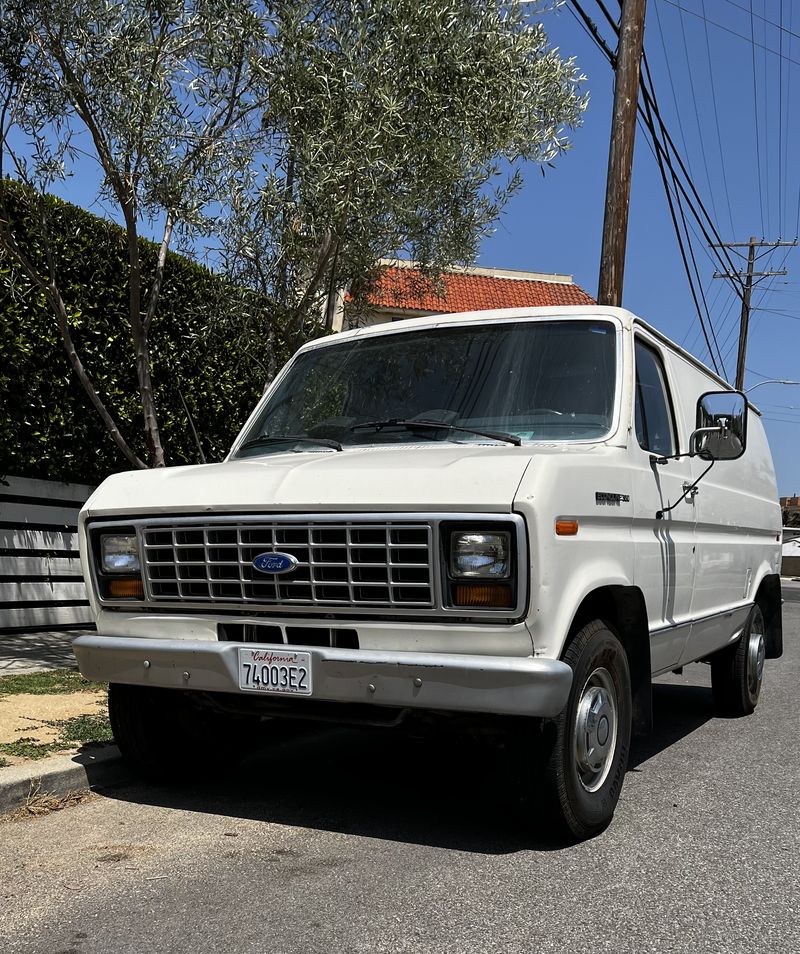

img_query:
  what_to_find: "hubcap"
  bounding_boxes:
[574,667,618,793]
[747,619,765,697]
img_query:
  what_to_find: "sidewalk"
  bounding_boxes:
[0,629,89,675]
[0,629,126,816]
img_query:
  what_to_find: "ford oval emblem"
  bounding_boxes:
[252,551,299,575]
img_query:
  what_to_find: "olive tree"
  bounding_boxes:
[0,0,267,467]
[219,0,587,368]
[0,0,586,468]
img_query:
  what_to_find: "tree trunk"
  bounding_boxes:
[125,212,166,468]
[264,321,278,391]
[132,320,165,467]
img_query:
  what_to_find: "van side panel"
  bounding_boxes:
[663,354,781,665]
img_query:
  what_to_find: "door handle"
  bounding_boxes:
[682,481,699,501]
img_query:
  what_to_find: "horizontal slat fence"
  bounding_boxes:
[0,476,95,633]
[783,528,800,578]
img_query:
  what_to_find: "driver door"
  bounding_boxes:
[631,337,697,674]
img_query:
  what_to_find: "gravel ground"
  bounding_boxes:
[0,606,797,954]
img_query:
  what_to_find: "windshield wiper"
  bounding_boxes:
[350,419,521,447]
[239,435,343,452]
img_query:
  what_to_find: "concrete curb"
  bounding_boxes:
[0,745,129,816]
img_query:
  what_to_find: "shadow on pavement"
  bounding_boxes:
[101,682,718,854]
[102,723,574,855]
[629,682,715,770]
[0,630,87,673]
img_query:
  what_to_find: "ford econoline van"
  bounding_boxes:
[73,306,783,839]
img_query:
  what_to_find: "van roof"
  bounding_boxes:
[302,305,737,394]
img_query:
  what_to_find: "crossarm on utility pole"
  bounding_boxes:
[710,236,797,389]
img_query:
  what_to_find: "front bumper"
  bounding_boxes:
[73,634,572,718]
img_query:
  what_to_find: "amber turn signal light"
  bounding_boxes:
[555,519,579,536]
[453,582,513,608]
[107,577,144,599]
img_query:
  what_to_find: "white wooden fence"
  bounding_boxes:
[784,527,800,578]
[0,476,95,633]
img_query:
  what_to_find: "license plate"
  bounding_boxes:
[238,648,312,695]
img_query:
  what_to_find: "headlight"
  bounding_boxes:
[100,533,140,574]
[450,531,511,579]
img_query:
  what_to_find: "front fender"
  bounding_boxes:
[529,561,635,659]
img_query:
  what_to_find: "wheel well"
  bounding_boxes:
[755,574,783,659]
[568,586,652,738]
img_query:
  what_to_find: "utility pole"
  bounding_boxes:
[597,0,648,307]
[711,238,797,389]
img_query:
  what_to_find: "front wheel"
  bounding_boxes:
[521,620,632,841]
[710,604,766,717]
[108,683,254,783]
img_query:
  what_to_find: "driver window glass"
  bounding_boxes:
[634,341,676,456]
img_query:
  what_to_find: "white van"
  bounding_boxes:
[73,306,784,839]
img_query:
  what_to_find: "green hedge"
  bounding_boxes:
[0,180,289,484]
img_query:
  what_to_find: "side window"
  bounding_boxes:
[634,341,676,456]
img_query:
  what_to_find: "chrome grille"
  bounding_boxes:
[141,521,434,608]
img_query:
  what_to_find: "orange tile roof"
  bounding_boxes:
[364,266,595,314]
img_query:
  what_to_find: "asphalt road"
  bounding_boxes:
[1,606,798,954]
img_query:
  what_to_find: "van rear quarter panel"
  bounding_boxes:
[663,350,781,660]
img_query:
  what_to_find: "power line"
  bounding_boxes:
[700,0,736,237]
[636,90,724,372]
[761,0,771,235]
[672,159,726,375]
[638,64,746,297]
[660,0,800,69]
[749,0,766,235]
[720,296,744,365]
[590,0,748,294]
[785,0,794,237]
[653,0,696,187]
[751,307,800,319]
[570,0,748,370]
[778,0,784,235]
[676,2,719,227]
[719,0,800,44]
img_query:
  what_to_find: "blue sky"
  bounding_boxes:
[478,0,800,494]
[15,1,799,493]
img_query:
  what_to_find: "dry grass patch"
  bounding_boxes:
[0,674,112,764]
[0,669,104,697]
[1,783,98,821]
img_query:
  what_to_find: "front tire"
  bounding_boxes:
[710,604,766,717]
[108,683,251,783]
[526,620,632,841]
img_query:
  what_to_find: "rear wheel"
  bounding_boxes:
[710,604,766,717]
[109,683,253,783]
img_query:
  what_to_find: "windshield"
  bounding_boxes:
[234,320,617,457]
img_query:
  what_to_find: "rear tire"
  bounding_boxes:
[108,683,252,783]
[710,604,765,717]
[520,619,632,841]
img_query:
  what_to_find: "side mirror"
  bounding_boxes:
[691,390,747,461]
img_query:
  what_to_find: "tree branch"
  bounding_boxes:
[143,210,174,332]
